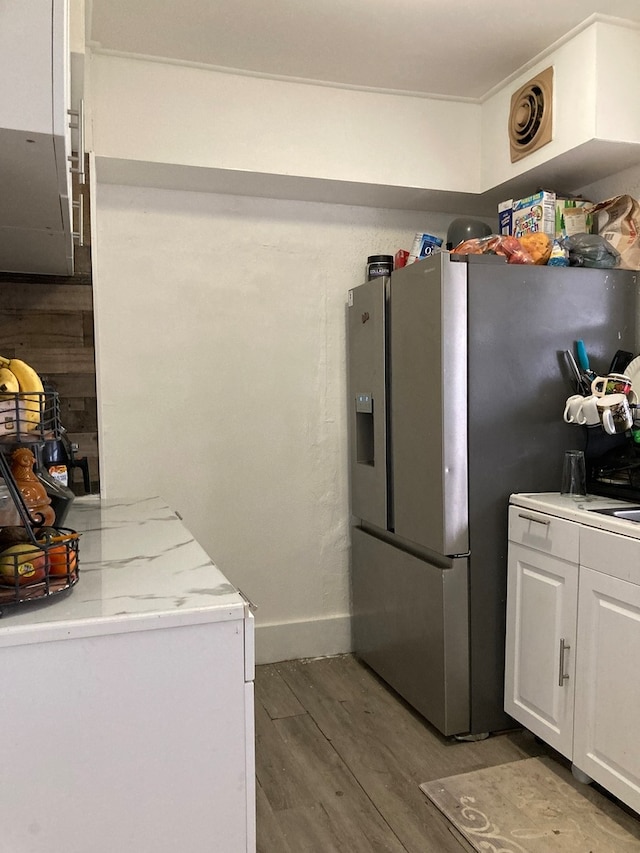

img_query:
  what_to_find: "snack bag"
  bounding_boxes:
[519,233,552,265]
[450,235,534,264]
[450,237,492,255]
[548,239,569,267]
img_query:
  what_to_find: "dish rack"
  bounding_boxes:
[0,392,79,611]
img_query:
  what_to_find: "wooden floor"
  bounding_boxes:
[255,654,556,853]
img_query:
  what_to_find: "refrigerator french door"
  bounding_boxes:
[348,252,637,737]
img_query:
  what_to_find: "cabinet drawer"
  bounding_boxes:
[580,526,640,584]
[508,506,579,563]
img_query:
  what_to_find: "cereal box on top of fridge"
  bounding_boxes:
[512,191,556,238]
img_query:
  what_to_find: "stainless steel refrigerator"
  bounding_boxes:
[347,252,637,737]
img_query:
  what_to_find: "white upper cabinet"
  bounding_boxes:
[0,0,74,276]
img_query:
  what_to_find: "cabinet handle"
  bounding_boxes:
[67,99,86,185]
[518,513,550,526]
[558,638,570,687]
[72,193,84,247]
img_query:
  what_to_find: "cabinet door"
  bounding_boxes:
[504,542,577,758]
[0,618,252,853]
[574,566,640,813]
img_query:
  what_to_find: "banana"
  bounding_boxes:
[0,367,19,398]
[0,356,43,430]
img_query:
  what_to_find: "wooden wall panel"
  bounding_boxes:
[0,313,86,348]
[0,171,98,495]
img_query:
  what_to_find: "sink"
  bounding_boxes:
[590,506,640,522]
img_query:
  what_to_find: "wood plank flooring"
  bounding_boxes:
[255,654,556,852]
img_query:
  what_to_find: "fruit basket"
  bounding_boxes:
[0,528,79,606]
[0,448,79,611]
[0,390,61,443]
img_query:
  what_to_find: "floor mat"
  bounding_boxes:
[420,756,640,852]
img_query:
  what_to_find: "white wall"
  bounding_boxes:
[86,20,640,666]
[578,162,640,202]
[88,21,640,211]
[92,183,472,662]
[89,53,480,193]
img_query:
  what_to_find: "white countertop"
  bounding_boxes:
[510,492,640,538]
[0,496,246,647]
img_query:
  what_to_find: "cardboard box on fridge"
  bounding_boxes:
[498,200,513,236]
[512,191,556,238]
[555,199,594,239]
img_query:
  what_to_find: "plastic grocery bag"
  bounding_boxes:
[562,233,619,268]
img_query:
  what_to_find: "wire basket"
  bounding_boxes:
[0,529,79,607]
[0,447,79,611]
[0,391,62,444]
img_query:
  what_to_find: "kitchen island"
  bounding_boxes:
[0,496,255,853]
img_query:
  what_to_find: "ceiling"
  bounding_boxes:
[87,0,640,100]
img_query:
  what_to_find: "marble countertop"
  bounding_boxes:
[510,492,640,539]
[0,496,246,647]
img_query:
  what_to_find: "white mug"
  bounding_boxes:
[563,394,587,425]
[596,392,633,435]
[577,394,601,427]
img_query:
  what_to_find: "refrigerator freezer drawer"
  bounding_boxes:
[351,526,470,736]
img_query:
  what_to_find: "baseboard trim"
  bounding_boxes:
[255,614,352,665]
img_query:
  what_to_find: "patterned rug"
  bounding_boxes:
[420,756,640,852]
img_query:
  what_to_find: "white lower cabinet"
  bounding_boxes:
[0,498,256,853]
[505,507,578,758]
[574,567,640,813]
[506,502,640,814]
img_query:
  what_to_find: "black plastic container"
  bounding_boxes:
[366,255,393,280]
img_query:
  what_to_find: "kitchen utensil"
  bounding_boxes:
[565,350,589,394]
[575,339,597,380]
[609,349,635,374]
[575,339,597,392]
